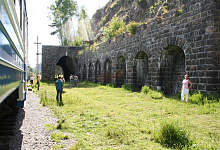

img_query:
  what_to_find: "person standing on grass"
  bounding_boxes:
[30,75,34,86]
[55,76,64,105]
[61,76,65,84]
[181,74,192,103]
[37,75,40,90]
[74,74,79,87]
[75,75,79,87]
[69,74,73,87]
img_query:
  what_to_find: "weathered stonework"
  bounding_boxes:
[42,0,220,94]
[42,46,83,80]
[79,0,220,94]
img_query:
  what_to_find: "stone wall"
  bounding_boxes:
[41,0,220,94]
[79,0,220,94]
[42,46,83,81]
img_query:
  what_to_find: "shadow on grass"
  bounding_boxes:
[41,80,99,89]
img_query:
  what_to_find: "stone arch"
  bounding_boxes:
[161,36,192,57]
[83,64,87,81]
[104,58,111,84]
[133,51,148,90]
[95,60,101,83]
[88,62,93,81]
[116,56,126,87]
[56,56,76,80]
[159,45,186,94]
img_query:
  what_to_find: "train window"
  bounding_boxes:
[20,0,22,30]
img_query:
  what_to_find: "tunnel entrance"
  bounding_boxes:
[56,56,75,80]
[104,59,111,84]
[159,45,185,95]
[133,51,148,90]
[116,56,126,87]
[95,61,101,83]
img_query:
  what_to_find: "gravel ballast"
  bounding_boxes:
[9,91,58,150]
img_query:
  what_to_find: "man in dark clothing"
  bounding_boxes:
[55,77,64,105]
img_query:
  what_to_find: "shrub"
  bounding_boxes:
[189,91,220,105]
[163,6,168,13]
[189,91,206,105]
[176,9,182,16]
[137,0,143,4]
[126,21,141,35]
[114,26,126,37]
[154,119,192,149]
[103,17,126,40]
[106,83,116,88]
[149,90,163,99]
[72,37,83,46]
[141,85,150,94]
[122,84,137,92]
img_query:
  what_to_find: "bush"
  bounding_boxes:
[141,85,150,94]
[188,91,219,105]
[103,17,126,40]
[154,119,192,149]
[149,90,163,99]
[141,85,163,99]
[106,83,116,88]
[122,84,137,92]
[126,21,141,35]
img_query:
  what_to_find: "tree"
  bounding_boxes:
[49,0,78,45]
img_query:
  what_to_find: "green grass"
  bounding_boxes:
[33,81,220,150]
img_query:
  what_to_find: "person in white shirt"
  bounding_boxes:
[181,74,192,103]
[30,75,34,85]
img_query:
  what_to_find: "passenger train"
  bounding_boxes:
[0,0,28,112]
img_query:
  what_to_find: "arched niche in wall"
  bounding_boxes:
[88,63,93,81]
[133,51,148,90]
[104,59,111,84]
[159,45,185,94]
[116,56,126,87]
[95,61,101,83]
[83,64,87,81]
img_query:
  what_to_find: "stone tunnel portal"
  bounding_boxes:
[159,45,185,95]
[56,56,76,80]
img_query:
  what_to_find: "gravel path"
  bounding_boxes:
[9,91,58,150]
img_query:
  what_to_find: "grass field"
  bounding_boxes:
[33,81,220,150]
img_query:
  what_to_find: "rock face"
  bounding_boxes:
[91,0,185,36]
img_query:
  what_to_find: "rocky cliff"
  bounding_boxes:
[91,0,186,37]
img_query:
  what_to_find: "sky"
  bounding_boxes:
[26,0,109,68]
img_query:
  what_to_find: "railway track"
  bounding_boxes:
[0,105,20,150]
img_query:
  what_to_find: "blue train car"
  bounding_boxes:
[0,0,28,109]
